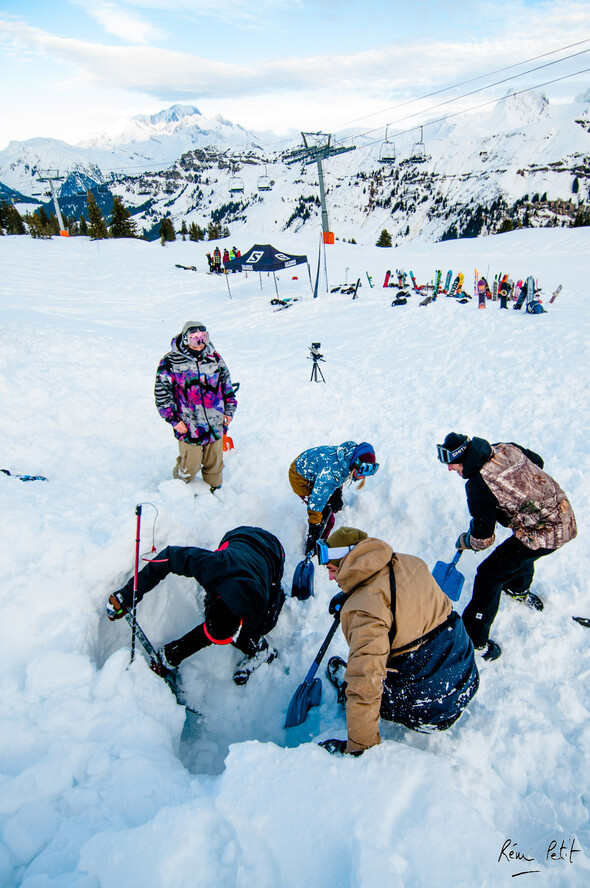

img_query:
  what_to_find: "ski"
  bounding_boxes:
[365,272,374,288]
[352,277,361,299]
[271,297,299,312]
[549,284,563,304]
[123,611,198,714]
[410,271,424,292]
[1,469,48,482]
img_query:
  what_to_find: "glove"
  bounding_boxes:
[305,523,322,555]
[327,487,344,514]
[455,531,472,551]
[329,592,347,616]
[105,593,126,621]
[318,738,348,755]
[318,738,363,756]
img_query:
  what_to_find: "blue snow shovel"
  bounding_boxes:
[432,551,465,602]
[285,611,341,728]
[291,508,333,600]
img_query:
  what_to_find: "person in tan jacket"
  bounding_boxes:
[437,433,577,661]
[317,527,479,756]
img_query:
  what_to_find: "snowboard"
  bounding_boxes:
[447,273,464,297]
[443,270,453,294]
[366,272,374,288]
[549,284,562,304]
[383,270,391,288]
[175,264,197,271]
[478,278,487,309]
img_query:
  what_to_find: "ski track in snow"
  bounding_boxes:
[1,229,589,887]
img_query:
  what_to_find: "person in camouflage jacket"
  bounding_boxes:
[437,433,577,658]
[155,321,237,488]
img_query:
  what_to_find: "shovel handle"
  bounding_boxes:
[304,612,341,685]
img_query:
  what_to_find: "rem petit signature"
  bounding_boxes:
[498,837,581,876]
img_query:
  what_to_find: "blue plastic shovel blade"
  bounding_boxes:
[291,556,314,600]
[432,554,465,602]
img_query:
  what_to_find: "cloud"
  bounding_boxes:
[97,0,301,27]
[73,2,164,43]
[1,6,589,119]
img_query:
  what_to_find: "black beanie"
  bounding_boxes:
[442,433,471,464]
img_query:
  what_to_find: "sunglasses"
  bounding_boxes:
[436,442,469,464]
[352,462,379,477]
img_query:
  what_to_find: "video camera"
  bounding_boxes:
[309,342,325,362]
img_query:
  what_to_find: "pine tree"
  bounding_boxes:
[180,220,188,241]
[159,216,176,243]
[207,222,222,241]
[188,222,204,242]
[110,196,137,238]
[376,229,392,247]
[79,216,88,237]
[87,191,108,239]
[1,202,26,235]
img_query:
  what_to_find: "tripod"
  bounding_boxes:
[310,355,326,383]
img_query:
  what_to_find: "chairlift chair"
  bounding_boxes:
[257,165,273,192]
[379,125,397,164]
[229,176,244,194]
[408,126,429,164]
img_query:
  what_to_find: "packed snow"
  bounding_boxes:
[1,227,589,887]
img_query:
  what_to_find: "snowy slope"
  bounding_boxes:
[0,229,589,887]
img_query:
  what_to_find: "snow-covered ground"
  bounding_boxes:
[1,228,589,887]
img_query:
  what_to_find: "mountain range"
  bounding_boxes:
[1,92,589,244]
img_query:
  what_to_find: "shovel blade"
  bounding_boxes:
[223,434,234,452]
[432,558,465,602]
[291,556,314,600]
[284,677,322,728]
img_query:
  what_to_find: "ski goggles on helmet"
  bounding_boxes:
[187,328,209,345]
[352,461,379,477]
[316,540,354,565]
[436,439,470,464]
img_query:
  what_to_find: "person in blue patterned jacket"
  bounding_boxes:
[155,321,237,490]
[289,441,379,554]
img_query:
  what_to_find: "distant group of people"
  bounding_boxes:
[106,319,578,756]
[206,246,241,274]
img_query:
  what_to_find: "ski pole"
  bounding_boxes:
[130,504,142,664]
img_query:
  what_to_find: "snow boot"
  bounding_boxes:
[504,588,544,611]
[150,646,180,680]
[476,640,502,662]
[327,655,347,705]
[233,638,278,686]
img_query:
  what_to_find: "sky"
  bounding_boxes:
[1,0,590,149]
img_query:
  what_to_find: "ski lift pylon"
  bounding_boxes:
[379,125,397,163]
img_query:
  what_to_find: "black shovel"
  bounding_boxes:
[285,611,341,728]
[432,551,465,602]
[291,508,333,600]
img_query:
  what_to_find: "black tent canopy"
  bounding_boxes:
[224,243,312,298]
[225,243,308,272]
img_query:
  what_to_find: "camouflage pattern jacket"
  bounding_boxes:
[464,439,577,551]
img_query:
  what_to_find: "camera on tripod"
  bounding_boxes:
[308,342,326,382]
[309,342,324,362]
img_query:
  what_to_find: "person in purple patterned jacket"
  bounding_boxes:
[155,321,237,490]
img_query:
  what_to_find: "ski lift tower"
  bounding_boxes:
[37,170,68,236]
[284,132,355,243]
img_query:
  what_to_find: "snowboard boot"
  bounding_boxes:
[504,587,544,611]
[233,637,278,686]
[326,655,348,705]
[106,593,126,621]
[476,640,502,662]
